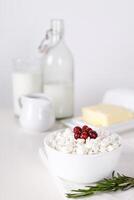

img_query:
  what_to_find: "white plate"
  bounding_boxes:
[61,118,134,133]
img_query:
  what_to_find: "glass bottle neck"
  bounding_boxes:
[51,33,63,45]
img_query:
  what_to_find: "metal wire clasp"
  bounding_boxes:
[38,29,52,53]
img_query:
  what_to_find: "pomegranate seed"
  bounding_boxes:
[74,132,81,140]
[89,131,98,139]
[82,125,92,132]
[80,131,89,140]
[73,126,82,134]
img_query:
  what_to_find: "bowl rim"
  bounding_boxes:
[44,129,122,158]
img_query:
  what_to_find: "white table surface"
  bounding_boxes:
[0,109,63,200]
[0,109,134,200]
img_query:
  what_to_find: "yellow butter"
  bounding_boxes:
[82,104,134,127]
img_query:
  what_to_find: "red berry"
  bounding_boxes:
[80,131,89,140]
[74,132,81,140]
[73,126,82,134]
[82,125,92,132]
[89,131,98,139]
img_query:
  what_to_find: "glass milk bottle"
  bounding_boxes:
[12,58,43,117]
[39,19,74,119]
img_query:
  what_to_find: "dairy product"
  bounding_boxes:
[82,104,134,127]
[12,72,42,116]
[46,128,121,155]
[41,20,74,119]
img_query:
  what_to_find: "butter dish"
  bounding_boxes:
[62,89,134,133]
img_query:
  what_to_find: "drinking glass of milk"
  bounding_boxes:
[12,58,43,117]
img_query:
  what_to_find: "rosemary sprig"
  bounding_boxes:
[66,171,134,198]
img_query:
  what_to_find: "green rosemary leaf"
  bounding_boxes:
[112,171,115,177]
[66,172,134,199]
[66,191,94,198]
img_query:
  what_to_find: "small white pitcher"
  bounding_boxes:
[19,94,55,132]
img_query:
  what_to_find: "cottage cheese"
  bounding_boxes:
[46,128,121,155]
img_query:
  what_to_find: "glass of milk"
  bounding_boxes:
[12,58,43,117]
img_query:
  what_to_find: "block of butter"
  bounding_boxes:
[82,104,134,127]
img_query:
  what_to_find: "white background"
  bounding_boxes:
[1,2,134,199]
[1,0,134,114]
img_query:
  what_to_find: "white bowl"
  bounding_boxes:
[44,132,122,184]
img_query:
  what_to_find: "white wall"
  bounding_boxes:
[1,0,134,114]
